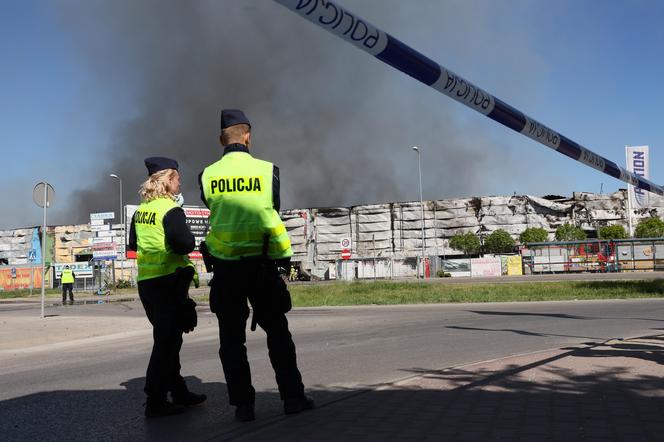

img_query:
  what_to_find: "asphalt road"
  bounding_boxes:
[2,298,664,441]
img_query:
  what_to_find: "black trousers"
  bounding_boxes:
[210,260,305,406]
[62,283,74,302]
[138,273,188,401]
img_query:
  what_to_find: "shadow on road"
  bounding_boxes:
[235,337,664,441]
[3,337,664,441]
[1,376,229,441]
[467,308,664,323]
[446,324,602,340]
[467,310,590,320]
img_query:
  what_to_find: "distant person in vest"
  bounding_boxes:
[61,265,75,305]
[198,109,313,422]
[128,156,206,418]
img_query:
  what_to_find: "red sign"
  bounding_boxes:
[341,249,351,260]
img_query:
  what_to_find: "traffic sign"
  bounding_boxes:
[341,249,351,260]
[340,237,351,249]
[33,182,55,208]
[27,249,37,261]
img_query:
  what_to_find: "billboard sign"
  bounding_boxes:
[53,263,94,278]
[0,267,42,290]
[626,146,649,209]
[126,204,210,260]
[91,242,117,260]
[470,257,502,277]
[184,206,210,259]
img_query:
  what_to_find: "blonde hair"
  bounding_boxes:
[139,169,177,202]
[221,124,250,146]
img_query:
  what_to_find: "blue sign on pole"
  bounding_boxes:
[28,249,37,261]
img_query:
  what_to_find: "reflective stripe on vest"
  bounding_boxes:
[135,197,194,281]
[202,151,293,260]
[61,269,74,284]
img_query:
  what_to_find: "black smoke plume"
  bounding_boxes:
[55,0,535,224]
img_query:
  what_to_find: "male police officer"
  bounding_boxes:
[61,265,75,305]
[129,156,206,418]
[199,109,313,422]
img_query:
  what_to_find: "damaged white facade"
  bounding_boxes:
[2,190,664,273]
[0,228,35,265]
[283,190,664,275]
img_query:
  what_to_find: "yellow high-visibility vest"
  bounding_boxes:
[61,269,74,284]
[202,151,292,260]
[135,197,194,281]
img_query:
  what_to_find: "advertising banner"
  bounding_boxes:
[91,242,117,260]
[126,204,210,260]
[183,207,210,259]
[0,267,43,290]
[626,146,649,209]
[30,228,42,264]
[470,257,502,277]
[442,259,471,277]
[506,255,523,275]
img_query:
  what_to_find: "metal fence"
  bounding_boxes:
[522,238,664,273]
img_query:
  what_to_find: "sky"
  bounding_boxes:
[1,0,663,229]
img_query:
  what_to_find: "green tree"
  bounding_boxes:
[598,225,628,240]
[519,227,548,244]
[635,217,664,238]
[449,232,481,256]
[483,229,515,254]
[555,223,587,241]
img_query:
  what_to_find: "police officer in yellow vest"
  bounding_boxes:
[199,109,313,422]
[61,265,75,305]
[128,156,206,418]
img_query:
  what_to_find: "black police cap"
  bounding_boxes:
[144,157,179,176]
[220,109,251,131]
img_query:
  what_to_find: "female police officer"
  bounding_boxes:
[129,156,206,418]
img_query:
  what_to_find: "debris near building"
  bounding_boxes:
[0,228,36,265]
[281,190,662,277]
[1,190,663,280]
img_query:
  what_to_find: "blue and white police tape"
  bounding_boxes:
[273,0,663,196]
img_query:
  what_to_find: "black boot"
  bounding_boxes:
[284,395,315,415]
[145,398,186,418]
[235,403,255,422]
[172,391,207,407]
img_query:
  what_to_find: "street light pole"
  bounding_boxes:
[109,174,124,260]
[412,146,425,278]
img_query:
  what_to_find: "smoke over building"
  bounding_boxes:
[47,0,544,226]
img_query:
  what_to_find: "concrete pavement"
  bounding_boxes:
[225,335,664,441]
[2,300,663,441]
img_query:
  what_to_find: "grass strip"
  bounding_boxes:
[0,288,63,299]
[0,287,137,299]
[289,280,664,307]
[3,280,663,306]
